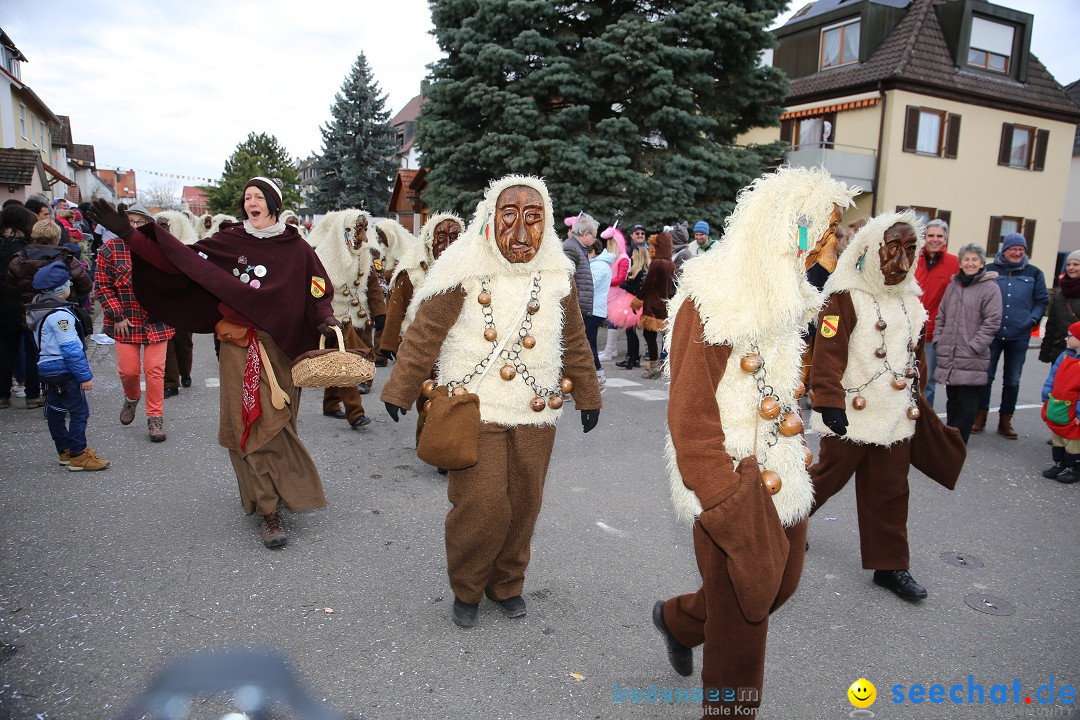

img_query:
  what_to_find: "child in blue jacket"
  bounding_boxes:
[25,262,109,471]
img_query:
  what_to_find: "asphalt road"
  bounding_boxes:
[1,329,1077,720]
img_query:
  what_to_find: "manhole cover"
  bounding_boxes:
[964,593,1015,616]
[941,552,984,568]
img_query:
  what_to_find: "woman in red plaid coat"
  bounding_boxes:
[94,203,174,442]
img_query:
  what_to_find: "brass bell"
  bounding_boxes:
[499,365,516,381]
[761,470,782,495]
[759,396,782,420]
[793,380,806,399]
[547,394,563,409]
[907,406,921,420]
[452,386,468,397]
[522,334,536,349]
[740,354,763,373]
[343,289,351,297]
[778,412,803,437]
[358,309,367,318]
[421,379,436,398]
[804,445,813,468]
[478,291,492,306]
[904,367,918,378]
[351,298,360,307]
[560,377,574,394]
[483,327,497,342]
[527,300,541,314]
[875,319,887,331]
[874,347,887,359]
[852,395,867,410]
[423,399,432,412]
[530,396,546,412]
[891,378,908,391]
[353,279,361,286]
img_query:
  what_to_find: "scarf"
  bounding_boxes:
[1059,273,1080,298]
[240,328,262,451]
[994,252,1028,271]
[244,219,286,238]
[957,268,983,287]
[923,250,942,270]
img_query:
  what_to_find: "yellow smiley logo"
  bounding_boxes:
[847,678,876,708]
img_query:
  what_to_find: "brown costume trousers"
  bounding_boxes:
[446,422,556,604]
[810,434,911,569]
[219,332,326,517]
[664,520,806,718]
[164,331,194,390]
[322,321,371,423]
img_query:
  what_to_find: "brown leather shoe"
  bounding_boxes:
[997,413,1018,439]
[971,410,987,434]
[120,396,140,425]
[259,511,287,548]
[148,416,166,442]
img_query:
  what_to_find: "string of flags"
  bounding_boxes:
[98,163,222,185]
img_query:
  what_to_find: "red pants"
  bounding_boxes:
[115,341,166,417]
[664,520,807,718]
[810,435,911,569]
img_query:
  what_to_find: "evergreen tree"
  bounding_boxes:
[310,53,399,214]
[416,0,789,229]
[208,132,301,215]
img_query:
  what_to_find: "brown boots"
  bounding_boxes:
[259,511,287,548]
[971,410,987,433]
[997,413,1018,439]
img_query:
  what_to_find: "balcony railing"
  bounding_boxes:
[785,142,876,191]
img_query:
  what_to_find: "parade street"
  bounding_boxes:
[1,331,1077,720]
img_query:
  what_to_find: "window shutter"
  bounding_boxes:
[936,210,951,227]
[1032,129,1049,171]
[1023,218,1037,251]
[987,216,1003,256]
[944,114,961,159]
[780,119,793,147]
[998,124,1013,166]
[903,106,920,153]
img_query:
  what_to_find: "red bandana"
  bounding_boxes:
[240,329,262,451]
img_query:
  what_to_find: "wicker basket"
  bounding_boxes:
[291,326,376,388]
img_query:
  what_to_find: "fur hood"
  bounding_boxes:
[308,209,372,286]
[154,211,198,245]
[670,167,858,347]
[208,214,238,237]
[412,175,573,307]
[375,219,416,275]
[824,208,924,299]
[393,211,464,288]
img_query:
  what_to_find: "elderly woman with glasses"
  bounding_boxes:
[93,203,175,442]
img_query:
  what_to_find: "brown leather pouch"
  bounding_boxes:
[214,319,251,347]
[416,388,481,470]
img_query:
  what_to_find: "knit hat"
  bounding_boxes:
[1001,233,1027,251]
[242,177,283,219]
[126,203,154,222]
[1067,250,1080,264]
[694,220,710,235]
[32,261,71,293]
[1069,320,1080,341]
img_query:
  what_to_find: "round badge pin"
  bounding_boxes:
[240,273,250,283]
[250,279,261,289]
[254,265,267,278]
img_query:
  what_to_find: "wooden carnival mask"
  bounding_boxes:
[879,222,918,285]
[494,185,544,264]
[433,219,461,259]
[802,204,844,273]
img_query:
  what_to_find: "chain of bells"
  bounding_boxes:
[419,275,573,412]
[337,269,373,328]
[739,348,811,498]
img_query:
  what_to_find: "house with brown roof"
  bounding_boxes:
[390,81,428,171]
[182,185,210,216]
[97,168,138,204]
[387,168,429,233]
[0,147,48,204]
[740,0,1080,278]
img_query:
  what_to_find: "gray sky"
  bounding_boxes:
[3,0,1077,194]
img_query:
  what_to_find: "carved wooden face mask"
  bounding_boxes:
[494,185,544,264]
[802,204,843,272]
[433,219,461,259]
[879,222,918,285]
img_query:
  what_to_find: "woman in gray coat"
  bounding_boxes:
[934,244,1003,443]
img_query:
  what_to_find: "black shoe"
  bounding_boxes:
[496,595,527,618]
[1055,467,1080,484]
[437,468,449,476]
[451,598,479,628]
[163,388,179,398]
[323,409,346,419]
[873,569,927,600]
[180,375,192,388]
[374,357,388,368]
[615,357,640,369]
[1043,462,1068,479]
[350,415,372,429]
[652,600,693,676]
[357,381,372,395]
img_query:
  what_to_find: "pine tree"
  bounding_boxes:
[416,0,789,229]
[310,53,399,214]
[208,132,302,215]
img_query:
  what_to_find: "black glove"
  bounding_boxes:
[581,409,599,433]
[373,314,386,332]
[90,199,132,239]
[316,315,342,339]
[818,407,848,436]
[385,402,408,422]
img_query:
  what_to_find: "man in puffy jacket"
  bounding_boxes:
[973,233,1047,438]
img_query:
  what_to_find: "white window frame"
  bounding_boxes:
[19,104,26,139]
[968,16,1013,74]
